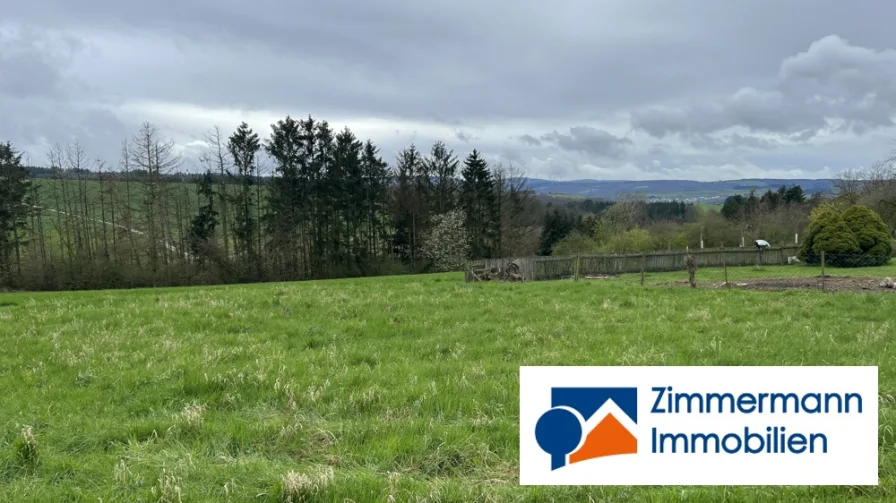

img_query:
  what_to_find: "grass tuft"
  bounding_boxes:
[279,466,334,503]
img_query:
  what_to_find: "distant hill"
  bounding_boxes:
[25,164,837,205]
[524,178,838,203]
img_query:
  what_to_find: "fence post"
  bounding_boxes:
[821,251,826,293]
[723,250,729,287]
[640,252,646,286]
[574,253,580,282]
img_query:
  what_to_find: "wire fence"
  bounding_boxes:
[632,252,896,294]
[465,248,896,294]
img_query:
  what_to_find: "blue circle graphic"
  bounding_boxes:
[534,407,583,457]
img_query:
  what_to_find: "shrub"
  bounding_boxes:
[551,231,601,256]
[602,227,653,254]
[841,205,892,266]
[798,204,892,267]
[798,205,840,264]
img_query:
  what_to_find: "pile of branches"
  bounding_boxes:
[467,261,524,282]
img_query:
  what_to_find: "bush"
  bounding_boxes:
[602,227,653,254]
[551,231,601,256]
[841,205,892,266]
[798,204,892,267]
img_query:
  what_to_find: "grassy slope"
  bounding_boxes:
[1,267,894,502]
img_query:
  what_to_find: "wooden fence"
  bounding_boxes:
[464,246,802,282]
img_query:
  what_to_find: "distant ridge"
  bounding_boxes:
[525,178,837,202]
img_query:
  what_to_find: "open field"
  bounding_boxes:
[1,267,895,501]
[695,203,722,214]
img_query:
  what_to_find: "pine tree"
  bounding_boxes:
[228,122,261,269]
[265,116,305,278]
[0,142,32,283]
[311,119,335,276]
[331,127,364,274]
[426,141,459,214]
[360,140,390,262]
[188,170,218,263]
[392,145,425,266]
[460,149,497,259]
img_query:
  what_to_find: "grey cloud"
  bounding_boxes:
[540,126,632,159]
[0,97,128,164]
[17,0,896,123]
[0,25,85,99]
[632,35,896,139]
[517,134,542,147]
[454,130,475,143]
[3,1,896,181]
[686,133,780,152]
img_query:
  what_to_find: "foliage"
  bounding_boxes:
[0,141,32,279]
[187,170,218,262]
[601,227,653,254]
[420,210,470,272]
[227,122,261,264]
[550,230,602,256]
[460,150,498,259]
[646,221,689,251]
[841,205,893,264]
[539,208,586,255]
[799,204,891,267]
[1,119,541,290]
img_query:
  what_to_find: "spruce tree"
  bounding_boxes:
[264,116,305,277]
[392,145,424,266]
[0,141,32,282]
[228,122,261,267]
[331,126,364,273]
[426,141,459,214]
[460,149,497,259]
[360,140,390,261]
[188,170,218,263]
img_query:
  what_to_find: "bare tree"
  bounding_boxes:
[836,150,896,231]
[128,122,182,274]
[833,168,862,205]
[492,162,538,256]
[200,126,232,259]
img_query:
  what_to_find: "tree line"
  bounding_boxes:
[5,121,893,291]
[0,118,542,291]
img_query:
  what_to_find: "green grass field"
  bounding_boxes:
[695,203,722,215]
[1,265,894,502]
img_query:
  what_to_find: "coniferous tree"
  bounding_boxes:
[265,116,305,278]
[0,142,32,282]
[228,122,261,268]
[188,170,218,263]
[360,140,391,262]
[460,149,497,259]
[392,145,425,267]
[426,141,459,215]
[311,119,335,276]
[332,126,364,273]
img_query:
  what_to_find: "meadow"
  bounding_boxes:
[1,264,894,502]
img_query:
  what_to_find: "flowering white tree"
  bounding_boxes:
[421,209,471,272]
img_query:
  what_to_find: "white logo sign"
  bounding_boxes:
[519,366,878,485]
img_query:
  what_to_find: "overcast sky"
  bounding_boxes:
[3,0,896,181]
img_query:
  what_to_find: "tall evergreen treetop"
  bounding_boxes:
[0,142,32,276]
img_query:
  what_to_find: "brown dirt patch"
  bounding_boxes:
[660,276,896,293]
